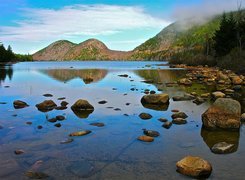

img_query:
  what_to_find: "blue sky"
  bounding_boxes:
[0,0,242,54]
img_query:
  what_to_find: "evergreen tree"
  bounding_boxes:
[214,13,237,57]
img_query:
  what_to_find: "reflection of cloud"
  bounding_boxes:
[172,0,245,23]
[0,4,169,42]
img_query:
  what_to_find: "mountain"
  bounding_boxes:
[131,17,221,60]
[33,15,222,61]
[33,40,76,61]
[33,39,132,61]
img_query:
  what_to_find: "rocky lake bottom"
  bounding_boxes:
[0,61,245,179]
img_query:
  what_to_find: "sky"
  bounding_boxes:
[0,0,244,54]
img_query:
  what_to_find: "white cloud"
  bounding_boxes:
[172,0,245,21]
[0,4,169,42]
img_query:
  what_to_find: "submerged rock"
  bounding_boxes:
[201,128,239,154]
[69,130,92,137]
[90,122,105,127]
[13,100,29,109]
[60,138,74,144]
[143,129,160,137]
[71,99,94,119]
[137,135,154,142]
[173,94,195,101]
[25,171,49,179]
[178,78,192,86]
[139,113,152,120]
[202,98,241,130]
[176,156,212,178]
[211,142,235,154]
[36,100,57,112]
[14,149,24,155]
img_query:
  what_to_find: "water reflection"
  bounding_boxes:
[0,64,13,85]
[201,127,240,154]
[42,69,108,84]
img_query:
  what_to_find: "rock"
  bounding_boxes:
[139,113,152,120]
[178,78,192,86]
[36,100,57,112]
[60,138,74,144]
[171,112,188,119]
[176,156,212,178]
[141,94,169,105]
[158,118,168,122]
[98,100,107,104]
[143,129,160,137]
[43,93,53,97]
[150,90,156,94]
[13,100,29,109]
[114,108,121,111]
[55,106,67,110]
[224,89,234,95]
[137,136,154,142]
[71,99,94,118]
[233,85,242,91]
[193,97,206,105]
[56,115,65,121]
[201,93,210,98]
[171,109,179,113]
[69,130,92,137]
[172,118,187,125]
[232,76,243,85]
[58,97,66,100]
[26,122,32,125]
[14,149,24,155]
[90,122,105,127]
[0,102,7,104]
[211,142,235,154]
[54,123,61,128]
[211,91,225,99]
[48,118,57,123]
[162,122,172,129]
[125,103,130,106]
[25,171,49,179]
[37,125,43,129]
[172,94,195,101]
[241,113,245,122]
[61,101,69,107]
[202,98,241,130]
[118,74,128,77]
[71,99,94,111]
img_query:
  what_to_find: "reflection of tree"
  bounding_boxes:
[201,127,240,154]
[0,64,13,85]
[42,69,108,84]
[136,69,185,84]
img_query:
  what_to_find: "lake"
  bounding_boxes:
[0,61,244,179]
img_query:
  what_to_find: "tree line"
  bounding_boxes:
[0,42,32,62]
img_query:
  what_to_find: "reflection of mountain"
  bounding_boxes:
[42,69,108,84]
[201,128,240,154]
[0,64,13,85]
